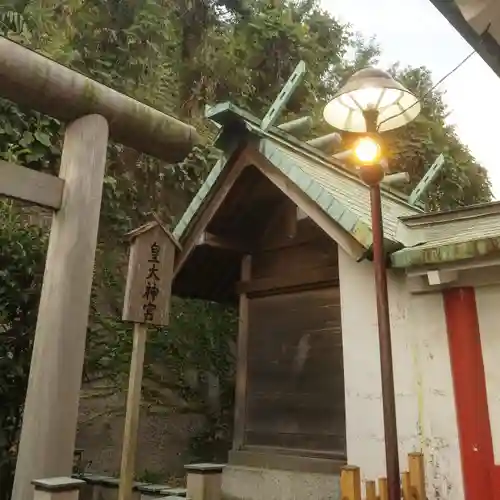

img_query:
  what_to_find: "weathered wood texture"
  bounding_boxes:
[13,115,109,500]
[0,160,64,209]
[173,164,281,303]
[245,288,345,453]
[122,223,176,326]
[252,152,365,260]
[118,323,148,500]
[0,37,199,162]
[242,220,345,457]
[174,148,251,276]
[247,218,340,294]
[233,255,251,449]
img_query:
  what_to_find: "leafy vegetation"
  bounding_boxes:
[0,0,493,497]
[0,201,47,499]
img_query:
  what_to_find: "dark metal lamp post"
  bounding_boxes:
[323,68,421,500]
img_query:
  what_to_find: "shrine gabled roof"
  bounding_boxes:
[173,102,420,255]
[172,102,500,284]
[256,138,418,250]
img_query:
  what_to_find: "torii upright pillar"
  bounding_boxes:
[12,115,109,500]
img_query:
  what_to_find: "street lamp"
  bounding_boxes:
[324,68,420,500]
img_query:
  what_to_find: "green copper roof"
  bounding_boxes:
[258,139,373,248]
[258,139,417,248]
[391,233,500,268]
[173,106,420,252]
[174,102,500,271]
[173,156,226,240]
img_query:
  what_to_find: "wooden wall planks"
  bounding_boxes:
[240,219,346,457]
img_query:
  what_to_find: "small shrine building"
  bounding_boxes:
[172,102,500,500]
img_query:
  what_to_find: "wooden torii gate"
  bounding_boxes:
[0,36,200,500]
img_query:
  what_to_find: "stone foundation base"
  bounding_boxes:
[221,451,342,500]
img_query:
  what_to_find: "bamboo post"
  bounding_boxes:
[408,453,425,500]
[401,471,411,500]
[378,478,388,500]
[12,115,109,500]
[365,480,377,500]
[118,218,179,500]
[340,466,361,500]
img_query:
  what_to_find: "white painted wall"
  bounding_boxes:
[475,285,500,464]
[338,248,464,499]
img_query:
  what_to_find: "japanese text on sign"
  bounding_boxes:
[142,242,161,322]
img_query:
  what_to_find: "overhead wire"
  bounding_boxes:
[376,49,476,131]
[376,22,494,131]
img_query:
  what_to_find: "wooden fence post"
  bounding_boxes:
[118,324,148,500]
[118,219,178,500]
[401,471,411,500]
[365,480,377,500]
[378,478,388,500]
[340,452,426,500]
[13,115,109,500]
[409,453,426,500]
[340,466,361,500]
[32,478,85,500]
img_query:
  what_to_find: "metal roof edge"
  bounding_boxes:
[172,156,227,241]
[172,136,246,241]
[391,234,500,268]
[399,200,500,227]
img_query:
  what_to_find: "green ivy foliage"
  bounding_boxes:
[0,98,61,172]
[0,201,47,500]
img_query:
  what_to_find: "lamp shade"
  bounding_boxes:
[324,68,421,133]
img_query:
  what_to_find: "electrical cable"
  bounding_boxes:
[376,49,476,131]
[377,22,494,131]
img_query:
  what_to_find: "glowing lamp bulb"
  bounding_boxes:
[354,137,381,164]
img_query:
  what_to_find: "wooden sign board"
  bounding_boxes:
[122,220,179,327]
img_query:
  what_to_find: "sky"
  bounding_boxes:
[320,0,500,199]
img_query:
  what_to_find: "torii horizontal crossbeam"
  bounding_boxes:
[0,160,64,209]
[0,37,200,163]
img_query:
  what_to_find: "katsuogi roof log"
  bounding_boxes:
[0,37,200,163]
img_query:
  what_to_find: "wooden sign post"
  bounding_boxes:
[118,215,180,500]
